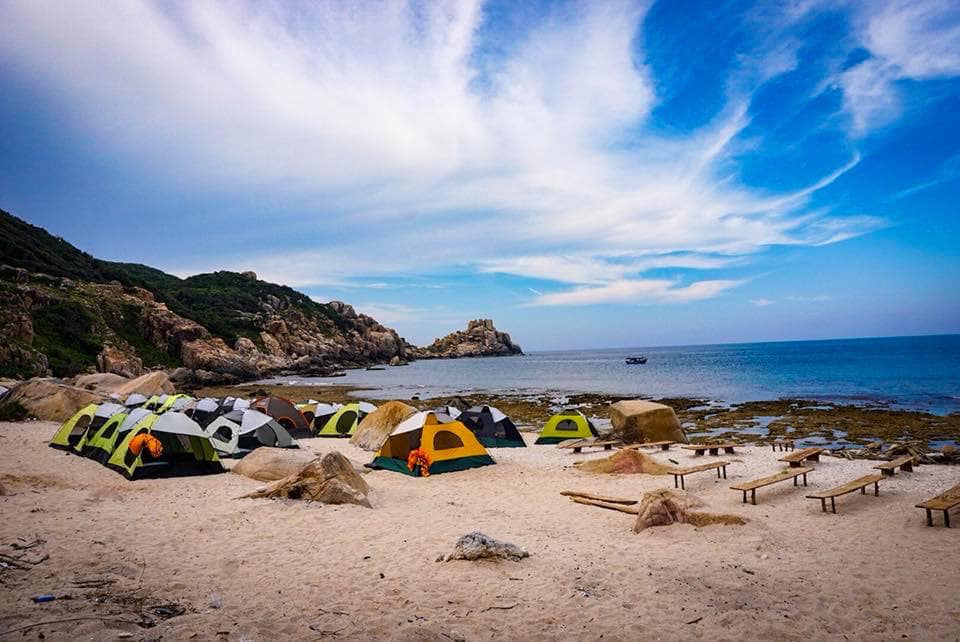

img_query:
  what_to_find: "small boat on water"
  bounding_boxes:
[625,356,647,364]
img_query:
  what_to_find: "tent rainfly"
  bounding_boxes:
[106,412,223,479]
[368,411,495,476]
[535,409,600,444]
[124,393,148,408]
[458,406,526,448]
[316,402,376,437]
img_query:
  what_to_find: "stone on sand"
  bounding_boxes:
[437,532,529,562]
[114,371,175,397]
[1,378,106,422]
[350,400,418,451]
[232,447,317,482]
[608,400,687,444]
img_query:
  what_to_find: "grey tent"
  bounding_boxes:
[124,393,148,407]
[207,410,298,457]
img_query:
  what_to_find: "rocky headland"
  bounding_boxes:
[0,209,521,386]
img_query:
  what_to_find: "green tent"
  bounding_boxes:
[49,403,98,451]
[534,410,600,444]
[316,402,377,437]
[82,407,152,464]
[106,412,223,479]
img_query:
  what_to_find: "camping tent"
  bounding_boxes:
[207,410,298,457]
[436,405,462,419]
[251,396,310,436]
[49,403,102,451]
[369,411,495,476]
[83,407,152,464]
[106,412,223,479]
[458,406,526,448]
[535,409,600,444]
[124,393,148,407]
[233,398,250,410]
[310,403,341,432]
[156,394,190,413]
[316,402,376,437]
[186,397,223,428]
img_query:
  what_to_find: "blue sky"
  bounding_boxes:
[1,0,958,350]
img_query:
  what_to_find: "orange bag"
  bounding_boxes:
[129,433,163,458]
[406,448,432,477]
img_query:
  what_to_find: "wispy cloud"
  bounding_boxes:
[750,298,775,307]
[785,294,833,302]
[530,279,742,306]
[840,0,960,134]
[0,0,913,306]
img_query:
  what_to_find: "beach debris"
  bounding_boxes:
[436,532,529,562]
[828,440,952,465]
[573,448,674,475]
[31,594,56,603]
[350,400,418,451]
[633,489,746,532]
[608,400,687,444]
[561,490,638,504]
[562,490,641,514]
[238,451,371,507]
[209,593,222,609]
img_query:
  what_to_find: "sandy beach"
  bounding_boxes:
[1,420,958,641]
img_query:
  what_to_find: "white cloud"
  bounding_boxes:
[750,298,775,306]
[0,1,887,306]
[841,0,960,134]
[531,278,742,306]
[785,294,832,302]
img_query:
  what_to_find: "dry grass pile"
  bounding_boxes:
[633,488,746,532]
[574,449,675,475]
[350,400,418,451]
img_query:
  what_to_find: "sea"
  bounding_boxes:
[264,334,960,416]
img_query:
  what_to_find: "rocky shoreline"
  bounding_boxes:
[192,382,960,453]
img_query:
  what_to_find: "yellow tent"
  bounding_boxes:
[370,411,495,476]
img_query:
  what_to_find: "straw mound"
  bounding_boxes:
[633,489,746,532]
[239,451,372,507]
[350,400,418,451]
[574,449,674,475]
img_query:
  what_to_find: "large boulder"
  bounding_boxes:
[239,451,371,507]
[73,372,130,394]
[350,400,418,451]
[1,378,107,421]
[608,400,687,444]
[114,371,175,397]
[232,447,317,482]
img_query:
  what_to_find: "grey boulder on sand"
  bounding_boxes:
[437,532,529,562]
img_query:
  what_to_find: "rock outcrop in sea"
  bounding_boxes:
[414,319,523,359]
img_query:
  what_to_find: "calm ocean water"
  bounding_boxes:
[269,335,960,415]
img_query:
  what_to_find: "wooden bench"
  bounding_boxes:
[805,474,883,513]
[681,443,738,456]
[671,461,729,490]
[915,483,960,528]
[558,439,618,454]
[771,438,794,452]
[730,467,812,505]
[779,447,824,467]
[622,440,676,451]
[873,455,915,476]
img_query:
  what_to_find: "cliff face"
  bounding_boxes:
[416,319,523,359]
[0,209,520,382]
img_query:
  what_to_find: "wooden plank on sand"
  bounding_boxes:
[568,496,641,514]
[560,490,638,505]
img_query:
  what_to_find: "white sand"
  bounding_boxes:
[1,421,958,641]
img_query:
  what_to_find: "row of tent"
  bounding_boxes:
[50,392,602,479]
